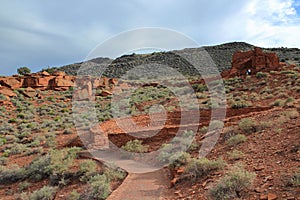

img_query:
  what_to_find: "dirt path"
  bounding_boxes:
[107,168,170,200]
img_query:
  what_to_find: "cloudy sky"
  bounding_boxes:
[1,0,300,75]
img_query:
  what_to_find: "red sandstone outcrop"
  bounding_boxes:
[0,71,116,99]
[0,76,23,89]
[224,47,280,77]
[0,87,17,98]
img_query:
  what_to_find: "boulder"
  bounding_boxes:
[40,71,50,76]
[21,87,38,98]
[50,76,74,87]
[0,87,17,97]
[101,89,112,97]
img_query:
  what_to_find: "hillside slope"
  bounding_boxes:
[53,42,300,77]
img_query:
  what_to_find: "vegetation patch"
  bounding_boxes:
[209,165,256,200]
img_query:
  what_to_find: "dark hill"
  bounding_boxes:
[51,42,300,77]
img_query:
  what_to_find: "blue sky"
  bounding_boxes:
[0,0,300,75]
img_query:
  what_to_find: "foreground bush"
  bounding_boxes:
[184,158,225,181]
[121,139,148,153]
[209,166,255,200]
[87,174,111,200]
[226,134,247,147]
[238,118,258,134]
[21,186,57,200]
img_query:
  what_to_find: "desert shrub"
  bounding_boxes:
[209,120,224,131]
[168,151,191,169]
[193,83,208,92]
[209,166,255,200]
[0,137,7,146]
[222,126,238,141]
[184,158,225,181]
[8,143,28,155]
[26,155,51,181]
[0,157,7,165]
[256,72,268,79]
[229,99,251,109]
[226,134,247,147]
[199,126,208,134]
[239,118,258,134]
[272,99,284,107]
[158,144,174,162]
[121,139,148,153]
[282,110,299,119]
[21,186,57,200]
[104,167,126,181]
[68,190,81,200]
[286,97,294,103]
[285,171,300,187]
[87,174,111,200]
[0,94,7,101]
[48,147,81,176]
[0,165,27,184]
[18,181,31,192]
[227,150,244,160]
[79,160,98,182]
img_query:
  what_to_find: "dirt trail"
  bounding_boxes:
[107,168,170,200]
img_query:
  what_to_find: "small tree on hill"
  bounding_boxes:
[17,67,31,75]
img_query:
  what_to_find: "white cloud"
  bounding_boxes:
[243,0,300,47]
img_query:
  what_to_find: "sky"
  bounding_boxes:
[0,0,300,75]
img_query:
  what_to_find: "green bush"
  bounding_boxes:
[272,99,284,107]
[0,165,27,184]
[209,166,256,200]
[184,158,225,181]
[21,186,57,200]
[18,181,31,192]
[48,147,81,176]
[256,72,268,79]
[193,83,208,92]
[209,120,224,131]
[227,150,244,160]
[0,94,7,101]
[158,143,174,162]
[68,190,81,200]
[168,152,191,169]
[229,99,251,109]
[88,174,111,200]
[27,155,51,181]
[239,118,258,134]
[226,134,247,147]
[79,160,98,182]
[104,167,126,181]
[121,139,148,153]
[285,171,300,187]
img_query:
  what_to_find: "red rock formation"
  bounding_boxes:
[0,87,17,98]
[0,77,23,89]
[0,71,117,100]
[225,47,280,77]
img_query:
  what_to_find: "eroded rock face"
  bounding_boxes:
[0,87,17,98]
[0,71,117,101]
[227,47,280,77]
[0,77,23,89]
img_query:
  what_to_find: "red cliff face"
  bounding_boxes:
[225,47,280,77]
[0,71,116,100]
